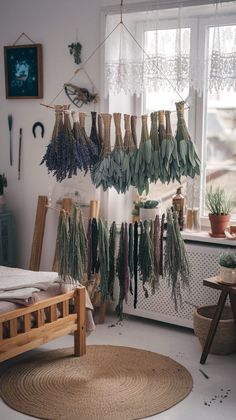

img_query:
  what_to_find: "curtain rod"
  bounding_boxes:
[101,0,234,15]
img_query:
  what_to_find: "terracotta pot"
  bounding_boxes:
[209,213,230,237]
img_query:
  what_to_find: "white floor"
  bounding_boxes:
[0,313,236,420]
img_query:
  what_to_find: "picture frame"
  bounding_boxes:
[4,44,43,99]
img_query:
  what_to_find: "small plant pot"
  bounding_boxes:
[209,213,230,237]
[193,305,236,355]
[140,208,159,221]
[219,266,236,285]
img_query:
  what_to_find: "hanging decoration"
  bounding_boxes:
[108,221,117,300]
[111,113,125,193]
[175,101,200,179]
[89,111,102,156]
[135,115,153,195]
[64,83,99,108]
[91,113,122,191]
[68,42,82,65]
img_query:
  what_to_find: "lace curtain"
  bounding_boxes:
[104,4,236,97]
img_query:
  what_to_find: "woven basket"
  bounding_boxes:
[193,305,236,355]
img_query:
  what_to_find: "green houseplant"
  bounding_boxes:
[0,173,7,212]
[218,251,236,284]
[205,186,236,237]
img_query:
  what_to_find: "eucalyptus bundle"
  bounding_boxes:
[91,114,122,191]
[138,220,155,296]
[175,101,200,178]
[163,111,181,183]
[150,112,161,183]
[111,113,125,193]
[135,115,153,194]
[164,208,190,310]
[98,219,109,302]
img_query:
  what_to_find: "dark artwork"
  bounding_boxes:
[4,44,43,98]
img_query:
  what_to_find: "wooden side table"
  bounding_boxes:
[200,277,236,364]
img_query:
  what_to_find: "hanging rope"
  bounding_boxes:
[41,0,188,109]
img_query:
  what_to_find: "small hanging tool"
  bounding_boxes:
[18,128,22,180]
[32,121,45,138]
[8,114,13,165]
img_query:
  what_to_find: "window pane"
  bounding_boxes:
[204,26,236,217]
[144,27,190,211]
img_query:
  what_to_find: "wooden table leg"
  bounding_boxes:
[229,293,236,326]
[200,290,228,364]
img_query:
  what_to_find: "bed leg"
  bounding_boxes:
[74,287,86,357]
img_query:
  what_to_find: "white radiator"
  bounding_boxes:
[122,242,231,328]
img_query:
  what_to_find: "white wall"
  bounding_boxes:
[0,0,205,269]
[0,0,108,269]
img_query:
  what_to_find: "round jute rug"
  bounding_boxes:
[0,345,193,420]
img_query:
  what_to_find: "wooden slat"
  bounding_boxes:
[62,300,69,318]
[29,196,48,271]
[35,309,45,327]
[0,322,3,341]
[0,291,75,323]
[74,287,86,356]
[49,304,57,322]
[0,315,77,362]
[23,313,31,333]
[9,318,17,338]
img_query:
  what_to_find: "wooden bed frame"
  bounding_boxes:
[0,287,86,362]
[0,196,87,363]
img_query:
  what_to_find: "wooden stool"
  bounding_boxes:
[200,277,236,364]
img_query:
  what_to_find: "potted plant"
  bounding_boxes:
[205,186,236,237]
[0,173,7,212]
[132,199,159,222]
[218,251,236,284]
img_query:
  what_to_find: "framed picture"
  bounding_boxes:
[4,44,43,99]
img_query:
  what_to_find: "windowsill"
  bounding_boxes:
[181,230,236,247]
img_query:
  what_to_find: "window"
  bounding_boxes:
[105,3,236,223]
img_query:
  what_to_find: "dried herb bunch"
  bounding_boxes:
[164,208,190,310]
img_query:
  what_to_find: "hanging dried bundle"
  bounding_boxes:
[150,111,161,183]
[164,208,190,310]
[89,111,102,156]
[71,111,91,173]
[175,101,200,178]
[79,112,98,167]
[40,105,66,180]
[122,114,137,191]
[108,221,117,300]
[55,210,69,281]
[138,220,155,297]
[91,114,122,191]
[116,222,126,319]
[156,110,169,184]
[163,110,181,183]
[133,221,138,309]
[135,115,153,194]
[98,219,109,302]
[56,205,87,284]
[111,113,125,193]
[128,222,134,293]
[130,115,138,187]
